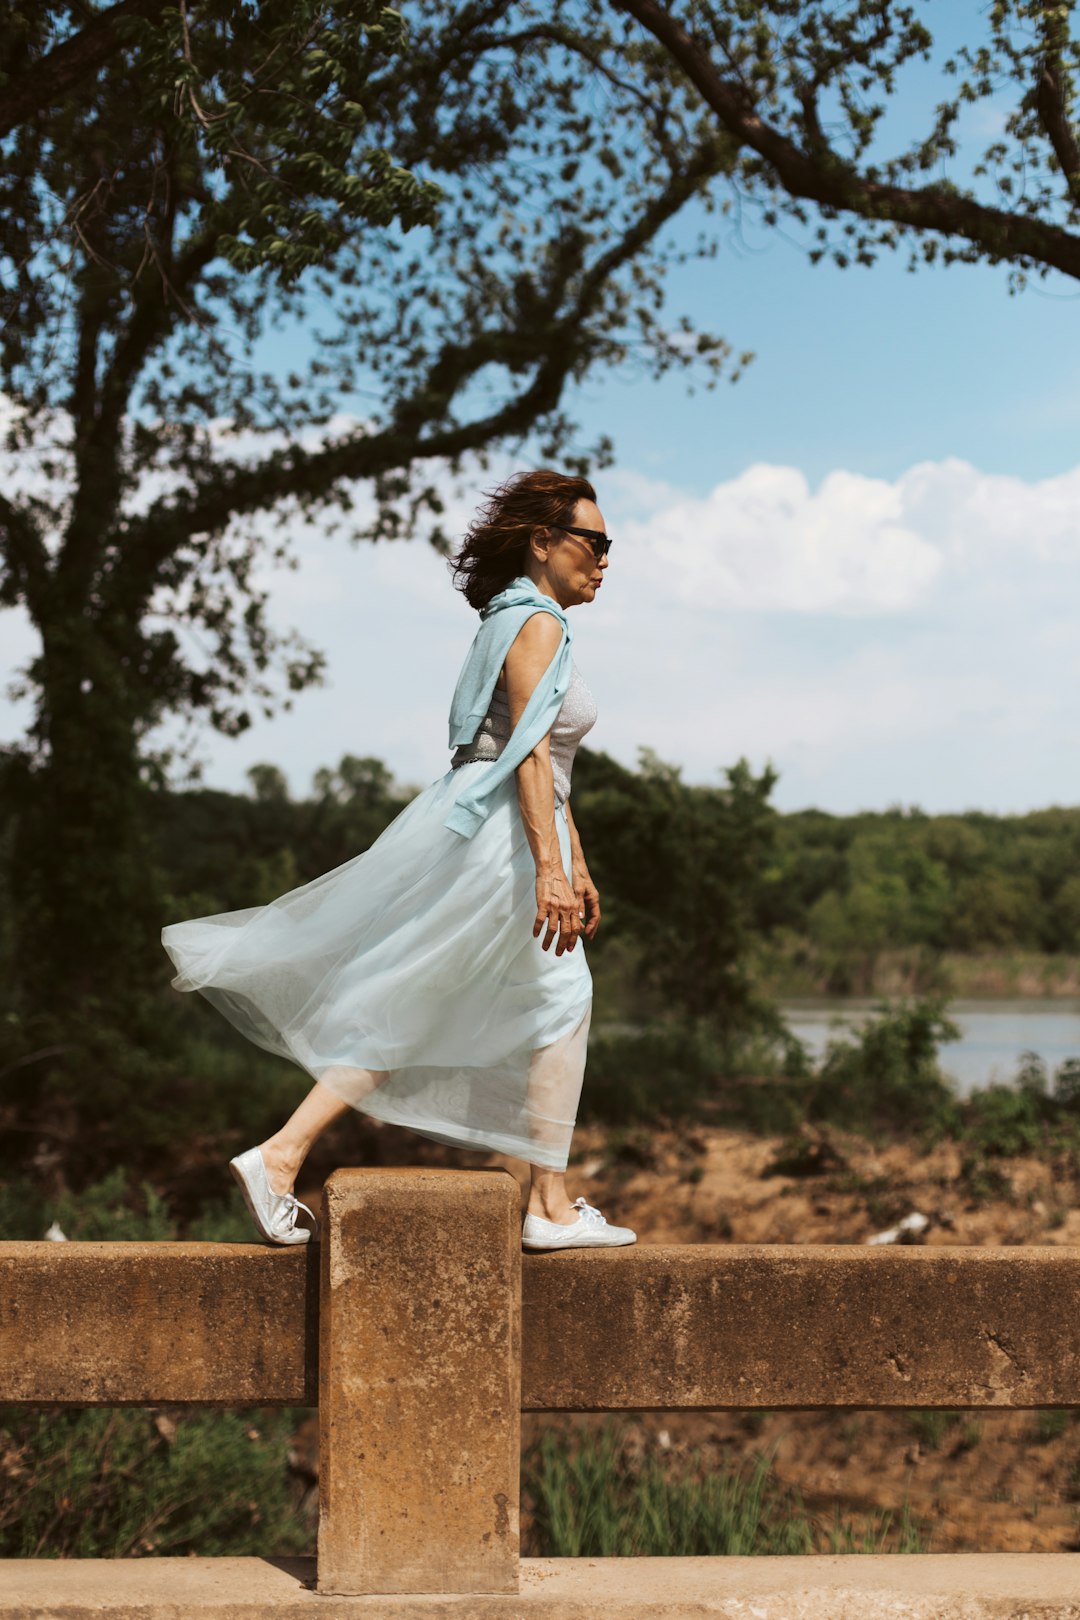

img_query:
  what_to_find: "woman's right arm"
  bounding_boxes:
[503,613,582,956]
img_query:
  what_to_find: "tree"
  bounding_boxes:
[573,746,780,1034]
[0,0,741,1017]
[612,0,1080,288]
[246,764,291,805]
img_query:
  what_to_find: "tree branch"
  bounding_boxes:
[0,0,172,139]
[0,495,51,619]
[613,0,1080,281]
[457,23,678,151]
[59,224,221,588]
[112,137,730,600]
[1034,58,1080,212]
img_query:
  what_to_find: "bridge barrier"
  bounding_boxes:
[3,1166,1080,1616]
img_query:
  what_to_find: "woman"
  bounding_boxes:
[161,468,635,1252]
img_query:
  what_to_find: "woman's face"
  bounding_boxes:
[532,498,609,608]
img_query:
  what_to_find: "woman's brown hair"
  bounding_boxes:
[449,469,597,612]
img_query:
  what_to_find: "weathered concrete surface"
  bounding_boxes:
[317,1169,521,1596]
[0,1241,316,1405]
[522,1245,1080,1410]
[8,1241,1080,1414]
[3,1555,1080,1618]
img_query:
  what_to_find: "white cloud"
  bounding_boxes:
[585,456,1080,810]
[613,462,943,613]
[895,457,1080,567]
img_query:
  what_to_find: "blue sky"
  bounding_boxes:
[3,2,1078,816]
[597,219,1080,493]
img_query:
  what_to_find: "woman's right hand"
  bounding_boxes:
[534,866,583,955]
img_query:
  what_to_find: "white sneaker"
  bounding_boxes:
[229,1146,319,1245]
[522,1195,636,1251]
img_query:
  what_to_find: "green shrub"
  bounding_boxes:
[1016,1051,1050,1101]
[0,1406,313,1558]
[0,1169,256,1244]
[963,1085,1043,1158]
[1054,1057,1080,1111]
[185,1187,264,1243]
[805,997,960,1139]
[715,1077,805,1137]
[580,1019,729,1127]
[0,1168,174,1243]
[958,1154,1014,1206]
[0,1177,49,1242]
[1,994,308,1189]
[580,1016,811,1134]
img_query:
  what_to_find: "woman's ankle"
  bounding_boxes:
[257,1137,304,1196]
[526,1174,576,1224]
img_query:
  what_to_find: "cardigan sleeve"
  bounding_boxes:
[443,613,573,839]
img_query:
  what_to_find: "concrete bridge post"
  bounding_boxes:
[316,1166,521,1595]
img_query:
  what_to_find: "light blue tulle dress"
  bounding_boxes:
[160,630,598,1170]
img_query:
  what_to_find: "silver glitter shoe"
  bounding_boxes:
[522,1196,636,1251]
[229,1146,319,1245]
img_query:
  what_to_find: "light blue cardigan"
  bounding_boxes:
[444,574,574,838]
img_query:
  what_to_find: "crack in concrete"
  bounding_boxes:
[983,1329,1028,1380]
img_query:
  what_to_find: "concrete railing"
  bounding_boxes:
[4,1166,1080,1617]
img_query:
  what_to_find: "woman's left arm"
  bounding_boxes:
[563,798,601,940]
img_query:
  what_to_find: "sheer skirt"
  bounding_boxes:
[161,761,593,1170]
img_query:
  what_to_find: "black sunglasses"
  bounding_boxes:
[555,524,612,561]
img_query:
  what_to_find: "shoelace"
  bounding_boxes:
[279,1190,319,1236]
[572,1196,607,1225]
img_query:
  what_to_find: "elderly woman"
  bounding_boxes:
[161,468,635,1252]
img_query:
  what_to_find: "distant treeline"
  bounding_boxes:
[764,803,1080,954]
[757,799,1080,996]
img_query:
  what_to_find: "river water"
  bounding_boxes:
[780,998,1080,1099]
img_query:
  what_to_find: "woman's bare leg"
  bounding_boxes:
[523,1004,592,1225]
[526,1165,577,1223]
[258,1066,389,1195]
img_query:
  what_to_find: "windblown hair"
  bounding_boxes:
[449,469,597,612]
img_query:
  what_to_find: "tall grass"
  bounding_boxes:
[0,1406,314,1558]
[523,1423,928,1557]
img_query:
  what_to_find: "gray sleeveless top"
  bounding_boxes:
[450,660,597,805]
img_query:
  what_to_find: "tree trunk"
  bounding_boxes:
[9,615,164,1019]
